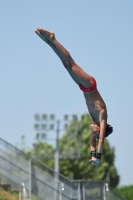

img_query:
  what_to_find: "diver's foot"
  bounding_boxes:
[35,27,55,41]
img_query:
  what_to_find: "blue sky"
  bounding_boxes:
[0,1,133,186]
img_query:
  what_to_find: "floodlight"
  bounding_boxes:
[42,133,46,139]
[49,124,54,130]
[50,114,55,120]
[34,114,40,121]
[34,124,40,129]
[42,124,47,129]
[64,114,69,120]
[36,133,40,139]
[72,115,77,121]
[42,114,47,120]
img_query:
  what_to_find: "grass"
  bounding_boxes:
[0,187,18,200]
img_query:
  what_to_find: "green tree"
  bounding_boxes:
[27,142,55,168]
[59,113,119,188]
[26,113,119,188]
[115,185,133,200]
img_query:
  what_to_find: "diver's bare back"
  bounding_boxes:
[84,89,107,125]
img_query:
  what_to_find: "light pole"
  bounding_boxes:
[33,113,82,200]
[34,114,64,174]
[54,120,60,176]
[33,113,81,174]
[29,157,31,200]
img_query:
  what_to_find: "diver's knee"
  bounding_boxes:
[64,59,75,69]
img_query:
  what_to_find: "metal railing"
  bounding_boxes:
[0,137,124,200]
[0,138,79,200]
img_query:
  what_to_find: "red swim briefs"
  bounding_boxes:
[79,77,97,92]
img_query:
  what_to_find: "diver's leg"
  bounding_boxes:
[35,28,94,87]
[90,134,97,160]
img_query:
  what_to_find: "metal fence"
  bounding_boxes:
[0,138,124,200]
[0,137,79,200]
[76,180,125,200]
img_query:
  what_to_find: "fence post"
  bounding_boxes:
[78,181,81,200]
[29,157,31,200]
[19,184,21,200]
[82,183,85,200]
[103,183,109,200]
[22,183,29,200]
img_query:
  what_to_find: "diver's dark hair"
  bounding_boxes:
[104,124,113,138]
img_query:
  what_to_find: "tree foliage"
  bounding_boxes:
[27,113,119,188]
[114,185,133,200]
[59,113,119,188]
[27,142,55,169]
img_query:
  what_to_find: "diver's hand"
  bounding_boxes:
[89,158,100,166]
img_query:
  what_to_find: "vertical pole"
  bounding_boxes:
[78,182,81,200]
[106,172,110,188]
[29,157,31,200]
[54,120,60,175]
[19,184,21,200]
[103,183,107,200]
[60,183,61,200]
[54,120,60,200]
[82,183,85,200]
